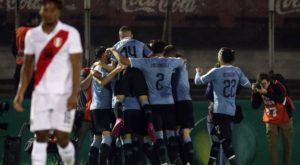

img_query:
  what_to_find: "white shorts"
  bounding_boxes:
[30,92,75,133]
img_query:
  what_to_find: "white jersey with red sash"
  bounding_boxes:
[24,21,82,94]
[24,21,82,132]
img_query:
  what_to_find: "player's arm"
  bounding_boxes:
[92,65,125,86]
[99,62,115,72]
[107,48,131,66]
[143,44,153,58]
[69,53,82,110]
[80,68,93,91]
[67,28,83,110]
[194,66,204,85]
[251,87,263,109]
[239,71,251,88]
[13,55,34,112]
[195,67,215,85]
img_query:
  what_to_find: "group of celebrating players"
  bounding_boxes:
[13,0,253,165]
[80,26,195,165]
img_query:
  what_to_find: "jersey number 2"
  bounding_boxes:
[156,73,164,90]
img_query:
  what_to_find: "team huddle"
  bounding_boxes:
[79,26,195,165]
[13,0,295,165]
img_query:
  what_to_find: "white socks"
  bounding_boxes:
[57,142,75,165]
[31,140,47,165]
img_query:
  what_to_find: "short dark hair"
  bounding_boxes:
[219,47,235,63]
[119,26,132,33]
[40,0,63,10]
[164,45,177,55]
[150,40,166,54]
[94,46,106,59]
[257,73,271,82]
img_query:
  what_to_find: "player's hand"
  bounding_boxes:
[195,66,203,74]
[13,94,24,112]
[256,87,268,94]
[67,93,77,111]
[251,83,257,91]
[105,48,115,56]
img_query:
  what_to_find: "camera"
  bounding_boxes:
[255,83,261,90]
[0,100,10,130]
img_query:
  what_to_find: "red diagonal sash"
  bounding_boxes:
[35,30,69,87]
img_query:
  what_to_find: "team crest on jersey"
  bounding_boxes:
[53,37,63,48]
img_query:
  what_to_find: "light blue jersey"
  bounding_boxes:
[90,66,112,110]
[112,37,152,60]
[123,96,141,110]
[194,65,250,116]
[173,63,192,101]
[130,57,185,105]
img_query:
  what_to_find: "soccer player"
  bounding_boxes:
[110,26,156,141]
[88,46,124,165]
[194,47,251,165]
[164,45,195,165]
[13,0,82,164]
[107,40,184,165]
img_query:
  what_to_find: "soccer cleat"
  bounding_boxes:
[111,118,124,137]
[147,122,156,142]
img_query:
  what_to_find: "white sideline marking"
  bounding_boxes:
[190,116,207,132]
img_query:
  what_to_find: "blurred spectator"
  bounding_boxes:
[12,13,39,98]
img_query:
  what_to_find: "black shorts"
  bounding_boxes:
[122,110,145,135]
[175,100,195,129]
[90,109,114,134]
[114,68,148,96]
[151,104,176,131]
[210,113,233,141]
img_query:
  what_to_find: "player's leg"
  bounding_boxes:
[88,109,103,165]
[32,130,49,165]
[88,135,101,165]
[210,114,236,165]
[110,137,123,165]
[164,105,182,165]
[142,136,160,165]
[132,138,147,165]
[30,93,51,165]
[123,134,135,165]
[52,94,76,165]
[151,107,168,164]
[178,101,195,165]
[55,130,75,165]
[112,79,126,137]
[100,131,112,165]
[97,109,113,165]
[131,68,156,141]
[128,110,148,165]
[140,111,159,165]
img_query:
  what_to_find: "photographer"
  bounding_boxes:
[251,73,293,165]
